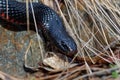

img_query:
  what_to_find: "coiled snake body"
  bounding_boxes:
[0,0,77,55]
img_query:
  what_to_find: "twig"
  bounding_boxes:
[73,66,120,80]
[0,71,21,80]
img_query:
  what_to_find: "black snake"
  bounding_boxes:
[0,0,77,56]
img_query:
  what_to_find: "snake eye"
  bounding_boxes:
[60,41,70,52]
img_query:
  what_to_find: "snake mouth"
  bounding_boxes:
[57,46,78,58]
[55,40,78,56]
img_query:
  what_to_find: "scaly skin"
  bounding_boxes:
[0,0,77,55]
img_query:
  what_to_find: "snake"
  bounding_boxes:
[0,0,77,56]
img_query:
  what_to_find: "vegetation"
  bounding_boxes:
[0,0,119,80]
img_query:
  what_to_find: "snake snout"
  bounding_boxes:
[58,38,77,55]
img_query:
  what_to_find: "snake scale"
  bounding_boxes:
[0,0,77,56]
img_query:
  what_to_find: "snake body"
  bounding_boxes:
[0,0,77,55]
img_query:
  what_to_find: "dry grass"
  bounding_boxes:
[0,0,120,80]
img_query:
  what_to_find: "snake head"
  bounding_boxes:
[56,35,78,56]
[45,17,78,56]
